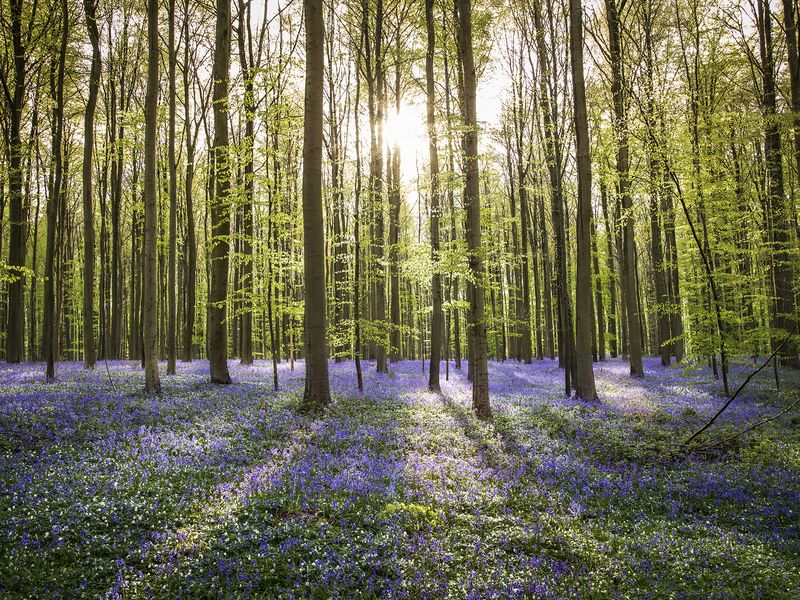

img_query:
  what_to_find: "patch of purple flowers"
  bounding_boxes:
[0,357,798,598]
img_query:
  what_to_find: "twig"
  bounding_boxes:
[104,358,117,395]
[683,325,797,446]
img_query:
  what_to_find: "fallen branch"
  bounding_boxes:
[683,325,797,447]
[694,396,800,452]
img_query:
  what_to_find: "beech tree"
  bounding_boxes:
[300,0,330,411]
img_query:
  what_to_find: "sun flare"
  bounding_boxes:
[382,103,428,179]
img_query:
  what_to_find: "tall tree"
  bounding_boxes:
[209,0,232,383]
[300,0,331,411]
[166,0,178,373]
[456,0,490,417]
[426,0,443,392]
[143,0,162,393]
[2,0,29,362]
[42,0,68,379]
[758,0,798,367]
[570,0,597,400]
[237,0,255,366]
[606,0,643,376]
[81,0,101,369]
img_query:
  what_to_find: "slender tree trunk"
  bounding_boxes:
[143,0,162,393]
[300,0,331,410]
[443,50,462,370]
[237,0,254,365]
[643,10,670,367]
[43,0,68,378]
[165,0,178,373]
[183,0,197,362]
[354,34,365,391]
[426,0,443,392]
[81,0,101,369]
[784,0,800,220]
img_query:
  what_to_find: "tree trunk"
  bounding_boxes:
[570,0,598,400]
[237,0,254,365]
[5,0,27,363]
[606,0,643,376]
[209,0,232,383]
[143,0,162,393]
[183,0,197,362]
[166,0,178,373]
[533,0,573,392]
[300,0,331,410]
[426,0,443,392]
[43,0,68,378]
[81,0,101,369]
[760,0,798,366]
[457,0,490,418]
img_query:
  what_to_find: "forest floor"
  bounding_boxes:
[0,356,798,599]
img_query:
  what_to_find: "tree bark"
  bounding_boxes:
[81,0,101,369]
[606,0,643,376]
[5,0,27,363]
[209,0,232,383]
[426,0,443,392]
[570,0,597,400]
[43,0,68,378]
[300,0,331,411]
[457,0,490,418]
[166,0,178,373]
[143,0,162,393]
[237,0,254,365]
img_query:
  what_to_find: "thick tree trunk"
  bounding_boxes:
[606,0,643,376]
[5,0,27,363]
[457,0,490,418]
[760,0,798,366]
[143,0,162,393]
[570,0,598,400]
[300,0,331,410]
[533,0,573,392]
[209,0,232,383]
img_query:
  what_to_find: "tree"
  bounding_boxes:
[570,0,597,400]
[456,0,490,418]
[209,0,232,384]
[81,0,101,369]
[426,0,443,392]
[2,0,30,363]
[300,0,331,411]
[758,0,798,367]
[143,0,162,394]
[606,0,643,377]
[42,0,68,379]
[166,0,178,374]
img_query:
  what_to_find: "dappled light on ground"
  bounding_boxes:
[1,358,798,598]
